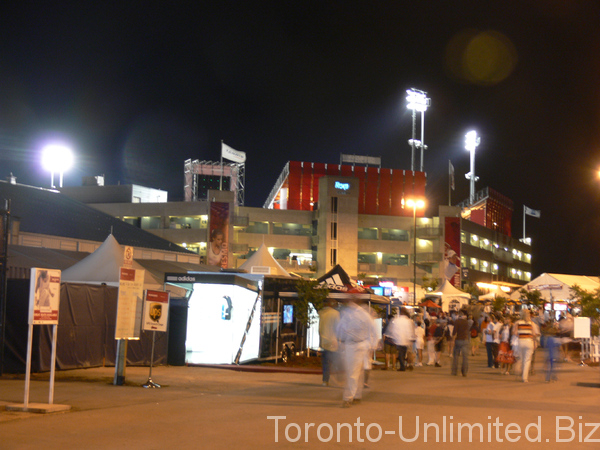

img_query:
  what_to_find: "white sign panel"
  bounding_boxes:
[29,268,61,325]
[115,267,145,339]
[574,317,591,339]
[142,290,170,332]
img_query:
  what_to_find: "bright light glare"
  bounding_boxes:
[406,89,430,112]
[41,144,74,172]
[465,130,480,152]
[405,198,425,209]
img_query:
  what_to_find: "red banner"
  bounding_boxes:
[209,202,230,269]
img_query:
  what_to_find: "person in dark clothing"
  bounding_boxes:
[451,309,471,376]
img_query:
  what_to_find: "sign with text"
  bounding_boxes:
[29,268,61,325]
[142,290,170,332]
[115,267,144,339]
[123,246,134,267]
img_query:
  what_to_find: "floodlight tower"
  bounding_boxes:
[41,144,74,188]
[406,88,431,172]
[464,130,480,205]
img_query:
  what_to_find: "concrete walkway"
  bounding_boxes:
[1,349,599,449]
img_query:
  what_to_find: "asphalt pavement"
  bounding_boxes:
[1,348,599,449]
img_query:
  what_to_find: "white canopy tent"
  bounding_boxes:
[429,280,471,312]
[238,243,292,277]
[61,234,164,289]
[510,273,600,302]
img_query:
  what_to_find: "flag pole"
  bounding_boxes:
[523,205,526,240]
[220,140,223,191]
[448,160,451,206]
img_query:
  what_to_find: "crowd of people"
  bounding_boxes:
[319,297,576,408]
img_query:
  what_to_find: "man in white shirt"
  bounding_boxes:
[336,297,376,408]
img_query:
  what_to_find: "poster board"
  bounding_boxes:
[29,268,61,325]
[142,290,170,332]
[574,317,591,339]
[115,267,144,339]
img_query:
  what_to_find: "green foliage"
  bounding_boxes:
[295,278,329,327]
[570,284,600,325]
[492,295,507,312]
[519,288,543,308]
[421,275,439,293]
[462,283,483,297]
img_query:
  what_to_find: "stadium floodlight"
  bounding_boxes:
[406,88,431,172]
[464,131,480,205]
[41,144,74,188]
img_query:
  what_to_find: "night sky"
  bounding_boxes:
[1,2,599,277]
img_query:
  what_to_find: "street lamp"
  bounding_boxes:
[464,130,480,205]
[405,198,425,305]
[406,88,431,172]
[41,144,74,188]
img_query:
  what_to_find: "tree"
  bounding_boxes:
[421,275,439,294]
[570,284,600,335]
[492,295,507,312]
[519,288,543,308]
[294,278,329,327]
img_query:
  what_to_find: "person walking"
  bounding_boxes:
[513,310,540,383]
[336,297,376,407]
[318,299,340,387]
[388,307,416,371]
[451,309,470,377]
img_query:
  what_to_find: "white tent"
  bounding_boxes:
[61,234,163,289]
[430,279,471,312]
[238,244,292,277]
[479,286,511,301]
[510,273,600,301]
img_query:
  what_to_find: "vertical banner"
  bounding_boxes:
[29,268,61,325]
[444,217,461,287]
[208,202,230,269]
[115,267,145,339]
[142,290,170,332]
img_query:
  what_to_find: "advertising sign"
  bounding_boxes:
[444,217,461,287]
[115,267,144,339]
[29,268,61,325]
[142,290,170,332]
[208,202,230,269]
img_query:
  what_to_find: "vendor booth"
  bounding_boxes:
[428,280,471,312]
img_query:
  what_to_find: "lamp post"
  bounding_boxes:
[41,144,74,188]
[406,88,431,172]
[464,131,480,205]
[406,198,425,305]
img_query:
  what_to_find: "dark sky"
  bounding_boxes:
[1,2,599,277]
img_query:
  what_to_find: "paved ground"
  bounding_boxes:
[1,349,599,449]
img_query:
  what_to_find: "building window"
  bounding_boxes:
[384,254,408,266]
[358,227,378,240]
[461,231,467,244]
[480,239,492,251]
[169,216,201,229]
[140,216,161,229]
[272,223,311,236]
[381,228,409,241]
[330,248,337,265]
[331,197,338,213]
[245,221,269,234]
[124,216,141,228]
[358,253,376,264]
[331,222,337,240]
